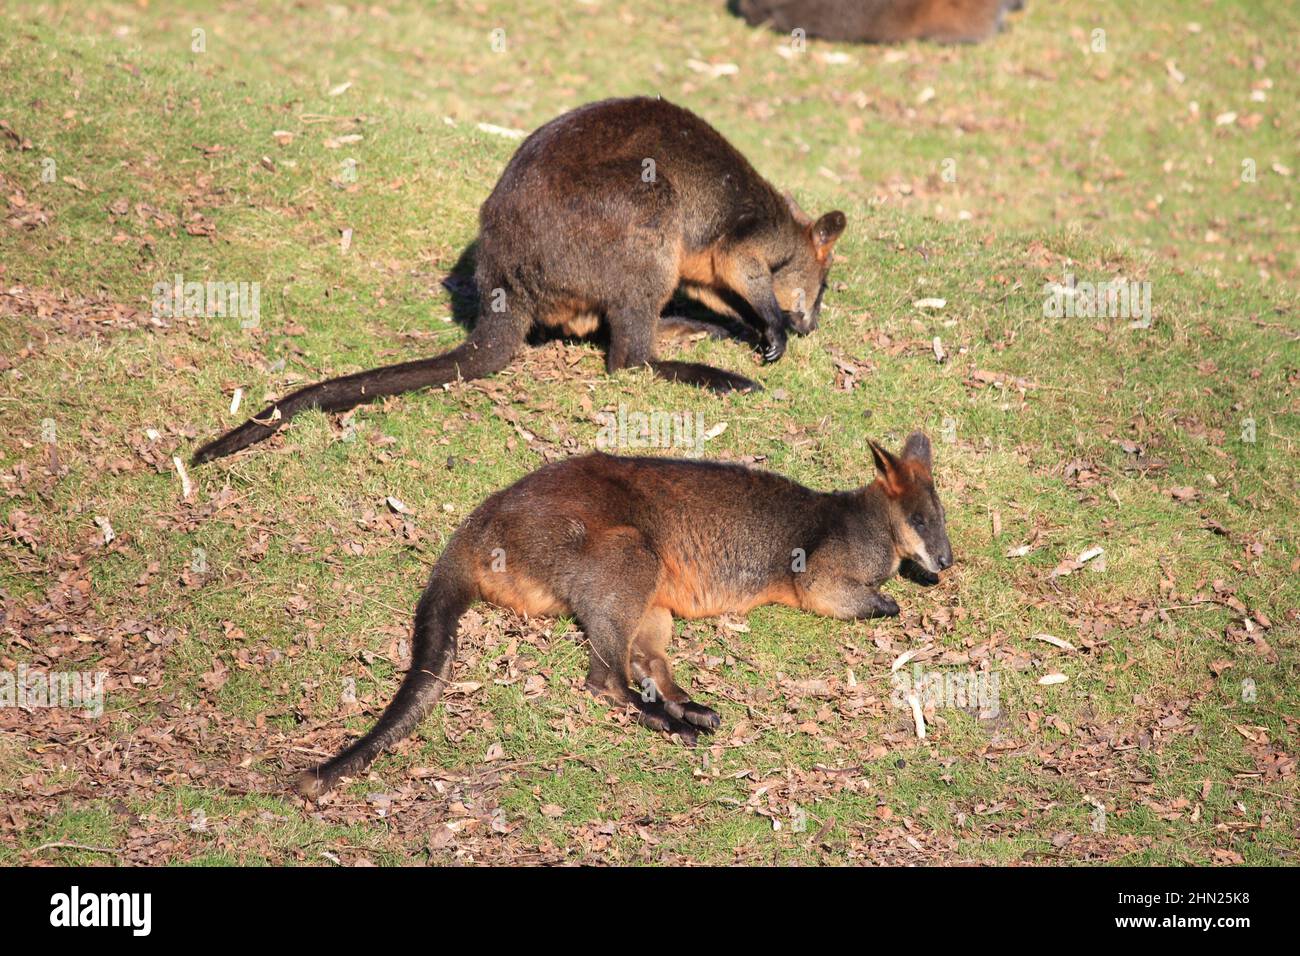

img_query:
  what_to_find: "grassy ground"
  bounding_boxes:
[0,0,1296,865]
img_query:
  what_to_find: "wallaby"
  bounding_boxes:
[193,96,847,464]
[295,431,952,798]
[735,0,1025,45]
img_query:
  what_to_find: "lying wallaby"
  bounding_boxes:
[296,431,951,797]
[735,0,1024,45]
[193,96,847,464]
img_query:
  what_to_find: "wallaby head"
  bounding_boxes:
[868,431,953,575]
[774,196,847,334]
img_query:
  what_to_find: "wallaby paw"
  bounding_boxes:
[870,593,901,618]
[900,558,941,587]
[761,332,787,364]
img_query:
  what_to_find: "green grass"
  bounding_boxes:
[0,0,1296,865]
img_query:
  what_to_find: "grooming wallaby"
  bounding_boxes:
[193,96,847,464]
[736,0,1024,45]
[296,431,951,797]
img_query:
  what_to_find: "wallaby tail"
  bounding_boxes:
[294,562,476,799]
[192,322,520,465]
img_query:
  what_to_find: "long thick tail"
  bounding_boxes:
[192,321,520,465]
[295,563,476,799]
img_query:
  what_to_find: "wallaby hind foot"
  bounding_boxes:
[586,680,714,747]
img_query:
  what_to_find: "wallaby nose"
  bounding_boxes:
[937,552,953,571]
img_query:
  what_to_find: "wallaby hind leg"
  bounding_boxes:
[604,302,657,376]
[629,606,720,731]
[570,529,705,744]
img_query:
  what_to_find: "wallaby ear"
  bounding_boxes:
[868,439,904,497]
[901,431,932,470]
[784,191,813,227]
[811,210,847,257]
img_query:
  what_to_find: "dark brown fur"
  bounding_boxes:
[295,431,951,797]
[736,0,1024,44]
[193,97,846,464]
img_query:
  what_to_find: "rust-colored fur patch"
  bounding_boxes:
[477,568,569,617]
[539,301,602,338]
[655,556,800,618]
[678,247,719,286]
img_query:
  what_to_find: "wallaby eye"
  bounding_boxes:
[910,514,926,530]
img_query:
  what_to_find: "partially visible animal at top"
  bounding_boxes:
[734,0,1025,45]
